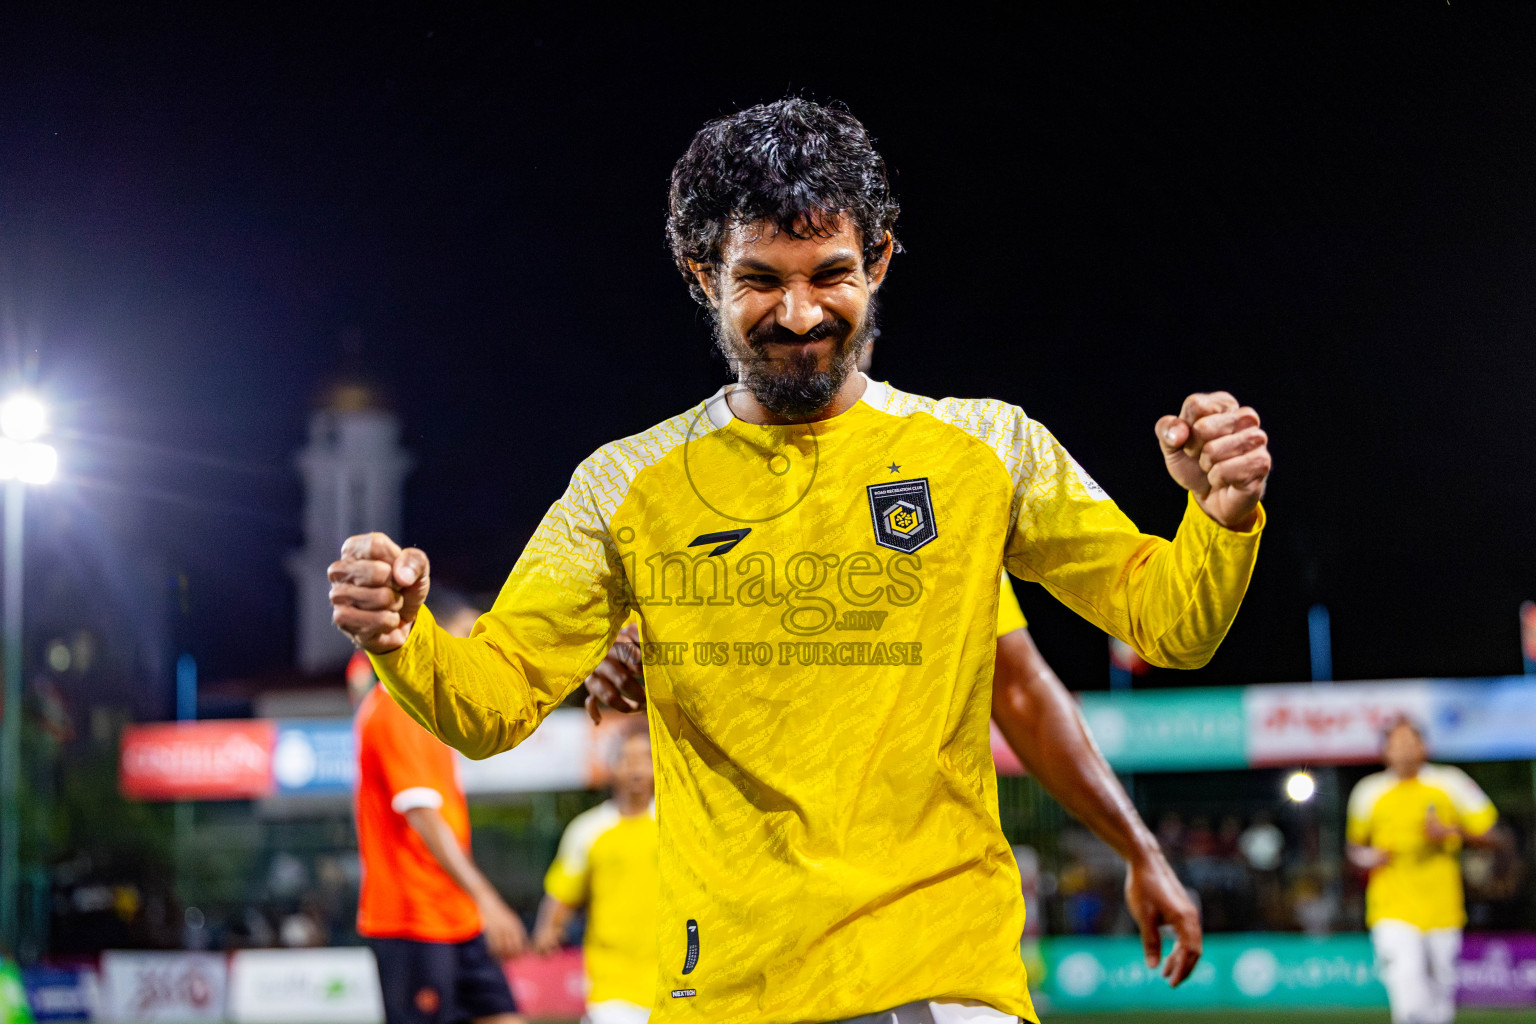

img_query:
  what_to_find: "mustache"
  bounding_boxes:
[746,316,852,351]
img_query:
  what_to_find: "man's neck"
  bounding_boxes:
[615,790,652,816]
[726,371,867,425]
[1392,764,1423,780]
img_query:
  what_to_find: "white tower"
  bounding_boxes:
[286,384,413,674]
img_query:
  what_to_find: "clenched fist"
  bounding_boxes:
[329,532,431,654]
[1157,392,1271,530]
[584,622,645,724]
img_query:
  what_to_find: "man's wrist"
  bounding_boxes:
[1192,492,1261,533]
[1124,834,1167,870]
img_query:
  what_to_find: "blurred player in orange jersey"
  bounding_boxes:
[1347,717,1503,1024]
[351,589,527,1024]
[531,725,657,1024]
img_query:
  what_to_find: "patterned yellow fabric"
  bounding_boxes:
[545,801,659,1007]
[1347,764,1497,930]
[997,573,1027,636]
[372,377,1263,1023]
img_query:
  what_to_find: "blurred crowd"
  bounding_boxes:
[1018,809,1530,939]
[44,805,1534,955]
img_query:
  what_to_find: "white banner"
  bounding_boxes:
[227,948,383,1023]
[458,707,599,793]
[99,952,227,1022]
[1243,681,1436,766]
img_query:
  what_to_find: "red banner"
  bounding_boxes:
[120,721,276,800]
[503,949,585,1019]
[1521,602,1536,665]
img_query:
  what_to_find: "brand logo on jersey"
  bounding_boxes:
[682,918,699,974]
[688,528,751,556]
[671,989,697,998]
[867,478,937,553]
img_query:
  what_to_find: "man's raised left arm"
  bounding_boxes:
[1010,391,1271,669]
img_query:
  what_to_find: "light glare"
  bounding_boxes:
[18,442,57,484]
[0,439,57,485]
[1286,771,1316,802]
[0,394,47,441]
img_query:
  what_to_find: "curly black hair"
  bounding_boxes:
[667,97,900,307]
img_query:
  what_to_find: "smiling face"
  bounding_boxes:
[698,215,891,422]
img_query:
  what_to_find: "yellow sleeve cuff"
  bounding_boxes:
[368,601,442,712]
[1181,490,1266,541]
[543,864,587,906]
[1463,804,1498,838]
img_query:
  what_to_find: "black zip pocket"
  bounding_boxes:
[682,919,699,974]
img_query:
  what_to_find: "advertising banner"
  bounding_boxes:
[99,952,227,1022]
[1037,934,1384,1011]
[120,674,1536,797]
[119,722,275,800]
[503,950,585,1020]
[227,948,383,1023]
[20,967,96,1021]
[122,709,629,800]
[271,721,356,796]
[1243,681,1437,767]
[459,709,601,794]
[1427,679,1536,762]
[1458,934,1536,1007]
[1078,688,1247,772]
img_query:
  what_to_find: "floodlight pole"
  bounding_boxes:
[0,478,25,953]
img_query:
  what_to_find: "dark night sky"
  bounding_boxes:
[2,5,1534,703]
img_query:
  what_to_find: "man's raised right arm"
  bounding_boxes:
[330,471,627,758]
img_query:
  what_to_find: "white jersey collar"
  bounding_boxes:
[704,372,887,430]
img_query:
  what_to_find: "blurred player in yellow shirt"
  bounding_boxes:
[532,726,657,1024]
[1347,717,1501,1024]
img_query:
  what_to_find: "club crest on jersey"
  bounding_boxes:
[866,478,937,553]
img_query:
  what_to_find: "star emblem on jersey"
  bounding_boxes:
[866,478,937,553]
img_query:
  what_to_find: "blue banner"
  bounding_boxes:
[19,968,90,1022]
[271,720,355,795]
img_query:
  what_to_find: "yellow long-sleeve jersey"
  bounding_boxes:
[373,376,1264,1023]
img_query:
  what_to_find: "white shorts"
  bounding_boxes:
[830,1000,1019,1024]
[583,1000,650,1024]
[1371,920,1462,1024]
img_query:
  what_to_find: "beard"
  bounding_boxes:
[714,301,877,420]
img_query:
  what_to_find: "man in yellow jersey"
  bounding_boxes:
[531,726,658,1024]
[585,343,1199,990]
[329,97,1270,1023]
[1347,717,1501,1024]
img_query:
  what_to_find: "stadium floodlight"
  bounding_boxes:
[0,390,54,952]
[1285,771,1317,803]
[0,393,47,442]
[0,437,59,485]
